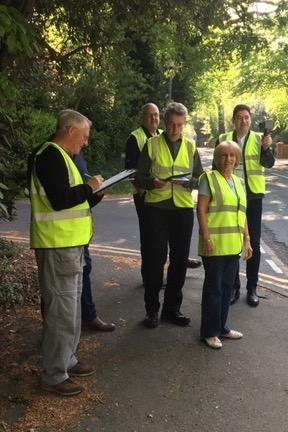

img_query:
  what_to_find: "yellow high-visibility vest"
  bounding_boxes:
[145,133,195,208]
[131,127,149,151]
[131,127,163,151]
[219,131,265,194]
[30,142,93,248]
[198,170,247,256]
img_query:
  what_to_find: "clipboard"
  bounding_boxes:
[163,172,191,181]
[170,176,191,185]
[93,168,136,194]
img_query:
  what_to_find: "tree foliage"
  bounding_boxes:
[0,0,288,218]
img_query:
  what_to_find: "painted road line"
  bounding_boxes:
[261,237,285,275]
[260,245,265,254]
[265,259,283,274]
[89,243,140,254]
[269,171,288,180]
[258,272,288,283]
[90,249,140,257]
[239,271,288,290]
[0,232,141,257]
[258,277,288,291]
[0,233,29,243]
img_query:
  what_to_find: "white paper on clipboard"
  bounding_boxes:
[170,176,191,185]
[93,168,136,194]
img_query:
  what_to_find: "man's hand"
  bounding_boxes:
[87,175,104,191]
[153,178,166,189]
[262,133,272,151]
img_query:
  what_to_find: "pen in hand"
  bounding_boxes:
[83,172,92,180]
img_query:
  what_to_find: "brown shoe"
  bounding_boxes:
[68,362,97,377]
[42,378,83,396]
[82,317,116,332]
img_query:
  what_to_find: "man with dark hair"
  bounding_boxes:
[135,102,203,328]
[217,104,275,306]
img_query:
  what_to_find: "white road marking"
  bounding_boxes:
[265,259,283,274]
[260,245,265,254]
[0,232,141,257]
[1,231,287,288]
[270,171,288,180]
[89,243,139,254]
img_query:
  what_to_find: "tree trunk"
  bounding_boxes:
[217,100,225,134]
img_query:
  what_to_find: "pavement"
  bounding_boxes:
[274,157,288,167]
[65,252,288,432]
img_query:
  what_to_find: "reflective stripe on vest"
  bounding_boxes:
[219,131,265,194]
[30,142,93,248]
[198,170,247,256]
[145,133,195,208]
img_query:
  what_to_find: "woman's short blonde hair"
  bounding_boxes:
[213,140,242,169]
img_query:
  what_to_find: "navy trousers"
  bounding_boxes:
[201,255,239,338]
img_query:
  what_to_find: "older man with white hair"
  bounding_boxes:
[29,109,103,396]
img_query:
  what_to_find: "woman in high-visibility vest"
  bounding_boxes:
[197,141,253,349]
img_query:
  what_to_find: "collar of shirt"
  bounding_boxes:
[141,125,161,139]
[163,132,182,160]
[237,135,246,148]
[233,129,251,147]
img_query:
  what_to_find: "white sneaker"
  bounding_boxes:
[222,330,243,340]
[205,336,222,349]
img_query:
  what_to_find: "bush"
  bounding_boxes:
[278,129,288,144]
[0,264,24,307]
[0,238,39,308]
[26,110,56,148]
[0,238,18,258]
[0,111,21,219]
[0,239,23,307]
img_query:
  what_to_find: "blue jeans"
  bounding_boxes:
[81,246,97,321]
[201,255,239,338]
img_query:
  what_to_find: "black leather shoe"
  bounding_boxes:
[230,289,240,305]
[143,314,158,328]
[187,258,202,269]
[247,289,259,307]
[161,311,190,326]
